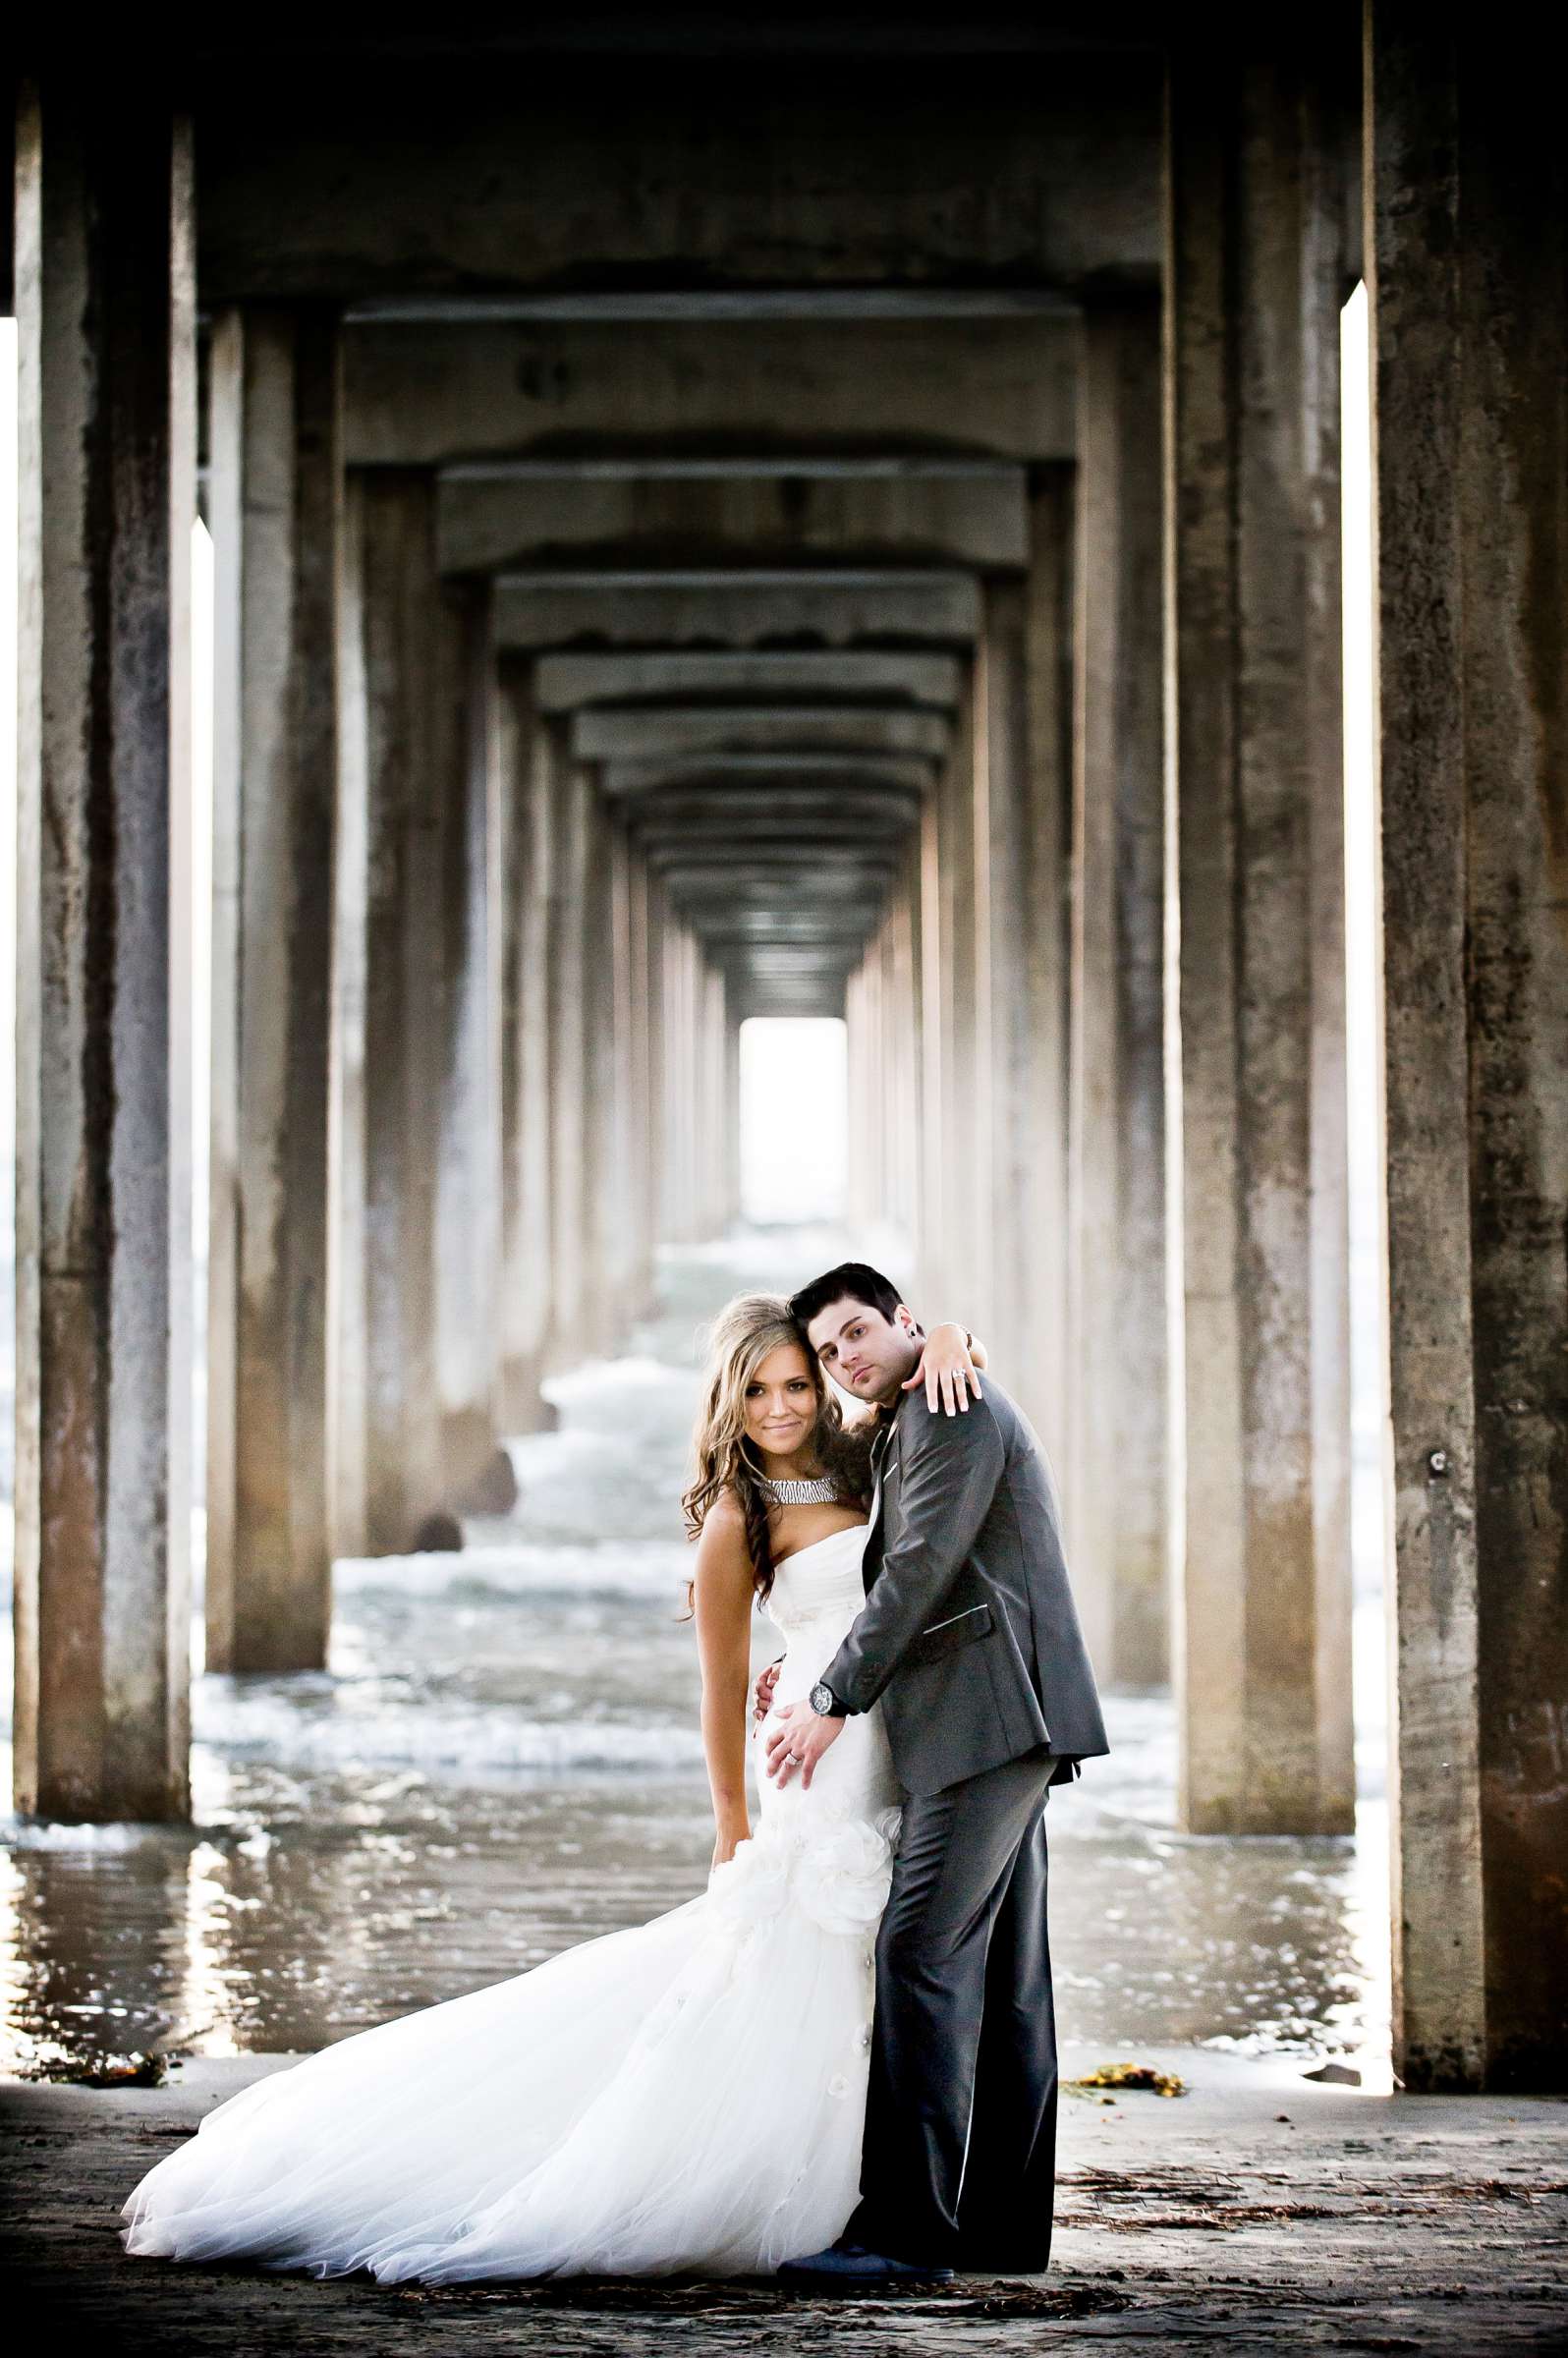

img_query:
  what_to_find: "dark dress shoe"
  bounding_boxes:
[777,2240,955,2286]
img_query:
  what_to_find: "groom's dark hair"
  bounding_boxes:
[788,1261,909,1334]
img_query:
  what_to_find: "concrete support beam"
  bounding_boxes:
[354,473,450,1550]
[340,313,1079,467]
[1163,46,1353,1832]
[1067,301,1168,1687]
[1366,0,1568,2091]
[13,85,196,1819]
[576,705,949,766]
[534,649,963,714]
[436,462,1028,577]
[205,306,341,1673]
[602,753,934,801]
[494,569,981,653]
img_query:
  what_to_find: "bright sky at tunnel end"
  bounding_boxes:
[738,1019,848,1226]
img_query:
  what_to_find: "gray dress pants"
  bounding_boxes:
[843,1747,1059,2270]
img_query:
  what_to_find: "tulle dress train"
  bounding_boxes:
[121,1523,899,2281]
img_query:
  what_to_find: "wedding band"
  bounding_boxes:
[786,1753,803,1766]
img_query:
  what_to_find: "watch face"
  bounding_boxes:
[811,1683,834,1715]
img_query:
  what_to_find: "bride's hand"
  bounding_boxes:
[905,1320,983,1415]
[711,1819,749,1871]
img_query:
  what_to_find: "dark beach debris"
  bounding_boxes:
[1067,2061,1186,2100]
[387,2277,1134,2319]
[23,2050,168,2089]
[1305,2061,1363,2086]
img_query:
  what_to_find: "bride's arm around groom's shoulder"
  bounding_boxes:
[819,1396,1004,1717]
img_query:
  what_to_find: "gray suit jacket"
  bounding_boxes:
[819,1379,1109,1797]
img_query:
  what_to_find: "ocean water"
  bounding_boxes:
[0,1227,1389,2081]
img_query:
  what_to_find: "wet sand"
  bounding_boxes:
[6,2044,1566,2352]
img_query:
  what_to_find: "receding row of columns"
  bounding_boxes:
[11,11,1567,2090]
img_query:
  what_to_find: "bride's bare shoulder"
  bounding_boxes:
[697,1486,750,1549]
[706,1485,747,1532]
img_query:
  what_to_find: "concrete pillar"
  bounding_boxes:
[846,960,871,1229]
[579,777,620,1352]
[433,590,512,1505]
[331,477,370,1558]
[626,849,658,1306]
[700,962,728,1241]
[598,820,645,1320]
[643,874,670,1253]
[890,842,924,1251]
[722,1004,744,1234]
[919,671,980,1323]
[1021,475,1077,1468]
[976,580,1041,1432]
[661,922,696,1247]
[496,659,555,1428]
[1164,44,1354,1832]
[1366,0,1568,2091]
[13,85,195,1819]
[917,762,948,1309]
[205,307,341,1671]
[356,473,450,1550]
[1067,301,1169,1687]
[544,725,591,1362]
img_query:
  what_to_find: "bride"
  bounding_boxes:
[121,1293,984,2280]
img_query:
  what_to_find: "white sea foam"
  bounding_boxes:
[332,1540,693,1601]
[191,1687,705,1775]
[0,1814,180,1853]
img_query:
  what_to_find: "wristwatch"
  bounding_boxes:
[809,1681,840,1717]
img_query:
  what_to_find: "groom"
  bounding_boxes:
[762,1263,1107,2285]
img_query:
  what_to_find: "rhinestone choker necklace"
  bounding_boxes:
[756,1471,840,1505]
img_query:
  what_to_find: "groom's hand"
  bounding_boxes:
[764,1700,844,1789]
[754,1657,782,1725]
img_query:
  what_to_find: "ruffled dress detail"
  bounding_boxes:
[121,1522,900,2281]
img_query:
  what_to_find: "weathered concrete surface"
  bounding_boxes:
[433,590,509,1502]
[495,663,554,1432]
[12,85,196,1820]
[345,313,1079,470]
[603,752,934,801]
[494,570,981,653]
[204,306,341,1674]
[543,730,593,1364]
[7,2049,1565,2352]
[436,463,1028,577]
[1366,4,1568,2092]
[577,705,949,765]
[1067,300,1166,1689]
[329,478,372,1557]
[194,50,1160,304]
[534,650,963,714]
[1013,472,1076,1470]
[353,474,452,1550]
[1162,48,1354,1837]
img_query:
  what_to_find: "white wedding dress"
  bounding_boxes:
[122,1522,901,2281]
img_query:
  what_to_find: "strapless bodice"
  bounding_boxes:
[762,1522,870,1640]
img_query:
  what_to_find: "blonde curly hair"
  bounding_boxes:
[681,1292,870,1600]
